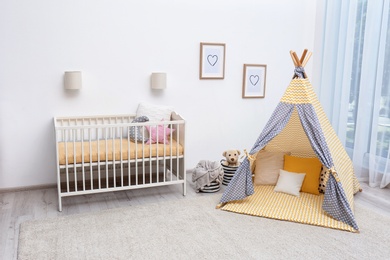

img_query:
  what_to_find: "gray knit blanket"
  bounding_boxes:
[192,160,224,192]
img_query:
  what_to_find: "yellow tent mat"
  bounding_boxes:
[220,185,357,232]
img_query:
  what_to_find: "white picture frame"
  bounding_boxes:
[242,64,267,98]
[199,42,226,79]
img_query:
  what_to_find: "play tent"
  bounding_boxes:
[218,50,362,232]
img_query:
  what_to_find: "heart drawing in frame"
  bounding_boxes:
[207,55,218,66]
[199,42,225,79]
[249,75,259,86]
[242,64,267,98]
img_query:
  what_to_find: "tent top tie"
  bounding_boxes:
[244,149,256,162]
[294,66,305,79]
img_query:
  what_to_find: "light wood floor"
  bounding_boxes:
[1,174,389,260]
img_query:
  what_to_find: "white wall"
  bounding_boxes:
[0,0,317,189]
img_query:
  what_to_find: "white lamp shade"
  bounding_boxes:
[151,73,166,89]
[64,71,82,90]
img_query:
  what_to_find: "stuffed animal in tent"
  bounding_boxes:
[222,149,241,167]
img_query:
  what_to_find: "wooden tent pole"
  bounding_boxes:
[300,49,308,65]
[302,52,312,67]
[292,52,301,67]
[290,50,298,67]
[290,49,312,79]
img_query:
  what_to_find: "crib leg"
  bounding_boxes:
[183,182,186,196]
[58,196,62,212]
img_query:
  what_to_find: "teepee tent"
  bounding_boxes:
[219,50,362,232]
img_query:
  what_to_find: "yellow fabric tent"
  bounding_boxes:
[218,50,361,232]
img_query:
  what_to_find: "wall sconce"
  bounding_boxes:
[151,72,166,90]
[64,71,82,90]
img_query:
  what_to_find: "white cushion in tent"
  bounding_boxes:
[274,169,305,197]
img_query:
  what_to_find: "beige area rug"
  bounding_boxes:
[18,195,390,260]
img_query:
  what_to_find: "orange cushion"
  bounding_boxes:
[283,155,322,195]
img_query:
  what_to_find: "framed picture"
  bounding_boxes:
[242,64,267,98]
[199,42,226,79]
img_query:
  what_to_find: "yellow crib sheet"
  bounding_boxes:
[58,139,183,165]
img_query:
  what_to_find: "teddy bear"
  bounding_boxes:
[222,149,241,167]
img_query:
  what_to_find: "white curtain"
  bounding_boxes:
[317,0,390,188]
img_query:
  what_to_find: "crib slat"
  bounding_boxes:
[112,126,116,188]
[150,127,154,184]
[89,128,93,190]
[142,136,145,185]
[72,129,77,192]
[97,127,101,190]
[169,124,172,181]
[81,128,86,192]
[135,135,139,186]
[171,124,174,181]
[64,129,70,193]
[176,124,180,181]
[119,126,123,187]
[159,124,163,183]
[105,128,109,189]
[127,128,131,186]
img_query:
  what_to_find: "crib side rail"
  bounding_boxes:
[54,115,186,143]
[54,114,136,127]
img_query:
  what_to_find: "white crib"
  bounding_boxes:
[54,112,186,211]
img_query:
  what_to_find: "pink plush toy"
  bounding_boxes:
[146,124,175,144]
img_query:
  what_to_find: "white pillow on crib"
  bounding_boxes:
[136,103,174,122]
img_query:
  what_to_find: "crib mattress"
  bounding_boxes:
[58,139,183,165]
[220,185,357,232]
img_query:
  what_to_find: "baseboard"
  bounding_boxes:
[0,183,56,193]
